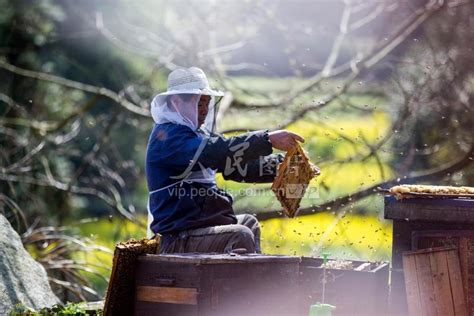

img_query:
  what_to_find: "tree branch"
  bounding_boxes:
[0,59,149,116]
[256,142,474,221]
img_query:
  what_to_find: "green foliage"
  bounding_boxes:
[70,216,146,295]
[10,302,101,316]
[22,224,112,302]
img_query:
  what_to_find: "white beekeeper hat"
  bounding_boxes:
[150,67,224,130]
[157,67,224,97]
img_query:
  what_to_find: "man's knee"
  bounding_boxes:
[234,225,254,240]
[229,225,256,252]
[238,214,260,227]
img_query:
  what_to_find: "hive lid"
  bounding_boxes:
[384,195,474,223]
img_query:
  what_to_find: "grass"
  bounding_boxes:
[9,302,102,316]
[59,217,149,297]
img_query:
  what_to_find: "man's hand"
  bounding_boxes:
[268,130,305,151]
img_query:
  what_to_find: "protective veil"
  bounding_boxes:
[150,92,222,134]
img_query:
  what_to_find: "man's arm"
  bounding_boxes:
[217,129,305,182]
[222,153,284,183]
[197,130,273,171]
[153,125,273,171]
[154,124,303,175]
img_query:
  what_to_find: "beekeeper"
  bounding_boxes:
[146,67,304,253]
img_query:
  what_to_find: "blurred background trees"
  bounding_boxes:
[1,0,473,301]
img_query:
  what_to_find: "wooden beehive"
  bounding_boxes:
[298,257,389,316]
[403,247,468,316]
[134,253,300,316]
[271,143,320,218]
[384,195,474,315]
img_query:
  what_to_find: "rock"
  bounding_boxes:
[0,214,59,314]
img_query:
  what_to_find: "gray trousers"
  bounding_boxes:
[158,214,261,254]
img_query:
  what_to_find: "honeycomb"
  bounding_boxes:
[272,143,320,217]
[103,237,159,315]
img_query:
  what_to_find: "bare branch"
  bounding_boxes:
[0,59,149,116]
[229,0,447,118]
[322,0,352,76]
[256,142,474,221]
[95,12,180,70]
[349,2,387,31]
[4,141,46,172]
[0,171,137,222]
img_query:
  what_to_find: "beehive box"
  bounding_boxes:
[298,257,389,315]
[384,196,474,314]
[134,253,301,316]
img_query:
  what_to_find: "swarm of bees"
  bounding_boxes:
[272,143,320,218]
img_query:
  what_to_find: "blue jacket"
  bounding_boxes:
[146,123,282,235]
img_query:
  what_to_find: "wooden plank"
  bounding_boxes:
[402,254,423,316]
[458,238,469,310]
[415,252,438,316]
[135,260,201,288]
[136,286,198,305]
[139,253,301,264]
[429,250,455,315]
[134,301,197,316]
[467,239,474,315]
[405,246,457,256]
[446,249,468,316]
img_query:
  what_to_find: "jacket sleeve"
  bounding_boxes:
[197,130,274,172]
[222,153,284,183]
[154,125,274,172]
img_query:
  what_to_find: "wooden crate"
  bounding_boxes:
[298,257,389,315]
[403,247,468,316]
[134,253,300,316]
